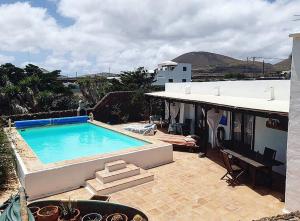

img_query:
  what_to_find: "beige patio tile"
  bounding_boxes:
[42,151,284,220]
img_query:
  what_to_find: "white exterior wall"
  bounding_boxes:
[254,116,287,175]
[165,80,290,101]
[285,35,300,212]
[154,63,192,85]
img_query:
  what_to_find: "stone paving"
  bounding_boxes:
[45,151,284,221]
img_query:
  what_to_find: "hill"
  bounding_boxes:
[173,51,244,70]
[273,56,292,72]
[172,51,275,75]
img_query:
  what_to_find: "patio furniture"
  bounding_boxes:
[220,150,245,185]
[156,134,199,152]
[182,119,192,135]
[223,148,283,187]
[168,123,183,134]
[261,147,277,186]
[263,147,277,162]
[150,115,164,128]
[124,123,157,135]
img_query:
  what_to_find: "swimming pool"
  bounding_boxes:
[18,123,148,164]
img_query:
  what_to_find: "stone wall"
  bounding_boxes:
[1,109,83,125]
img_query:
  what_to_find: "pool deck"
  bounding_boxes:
[40,123,285,221]
[43,151,284,221]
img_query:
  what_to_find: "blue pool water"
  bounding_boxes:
[18,123,148,164]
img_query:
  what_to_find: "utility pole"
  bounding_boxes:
[262,60,265,76]
[246,57,249,74]
[252,57,255,77]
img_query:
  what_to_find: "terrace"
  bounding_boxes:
[38,124,285,221]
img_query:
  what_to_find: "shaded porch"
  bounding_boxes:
[145,92,288,193]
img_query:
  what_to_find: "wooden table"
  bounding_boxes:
[223,149,283,187]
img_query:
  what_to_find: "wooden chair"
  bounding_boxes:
[263,147,276,163]
[261,147,277,186]
[220,150,245,185]
[182,119,192,135]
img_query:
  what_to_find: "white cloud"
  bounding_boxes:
[0,54,15,64]
[0,0,299,74]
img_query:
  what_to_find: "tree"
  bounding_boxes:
[0,63,78,115]
[119,67,155,91]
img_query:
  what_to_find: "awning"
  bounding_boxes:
[146,91,289,117]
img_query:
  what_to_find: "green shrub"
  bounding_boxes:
[0,125,17,190]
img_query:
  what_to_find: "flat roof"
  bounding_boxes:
[146,91,289,116]
[289,33,300,38]
[158,61,178,66]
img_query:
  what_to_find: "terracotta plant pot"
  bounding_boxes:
[58,208,81,221]
[37,205,59,221]
[28,206,40,220]
[106,213,128,221]
[82,212,102,221]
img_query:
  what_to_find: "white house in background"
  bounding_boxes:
[153,61,192,85]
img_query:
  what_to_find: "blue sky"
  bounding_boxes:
[0,0,73,26]
[0,0,298,76]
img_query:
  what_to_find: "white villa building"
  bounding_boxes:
[147,80,289,175]
[147,32,300,213]
[153,61,192,85]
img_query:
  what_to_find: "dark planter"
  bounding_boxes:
[58,208,80,221]
[82,212,102,221]
[28,200,148,221]
[37,205,59,221]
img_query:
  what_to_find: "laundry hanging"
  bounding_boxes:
[170,102,180,124]
[207,108,224,148]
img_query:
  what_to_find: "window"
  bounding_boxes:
[182,79,186,82]
[168,79,173,82]
[183,66,187,71]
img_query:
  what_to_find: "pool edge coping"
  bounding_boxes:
[5,120,170,173]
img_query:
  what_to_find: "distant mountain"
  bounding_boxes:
[273,56,292,72]
[172,51,282,75]
[173,51,244,70]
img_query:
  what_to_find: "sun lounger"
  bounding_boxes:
[124,123,157,135]
[155,134,198,147]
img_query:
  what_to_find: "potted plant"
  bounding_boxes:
[81,212,102,221]
[106,213,128,221]
[132,214,144,221]
[28,206,40,220]
[58,199,81,221]
[36,205,59,221]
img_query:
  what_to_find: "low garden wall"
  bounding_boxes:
[1,109,92,125]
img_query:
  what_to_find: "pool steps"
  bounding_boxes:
[97,164,141,183]
[85,160,154,195]
[105,160,127,172]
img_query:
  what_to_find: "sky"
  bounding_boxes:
[0,0,299,76]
